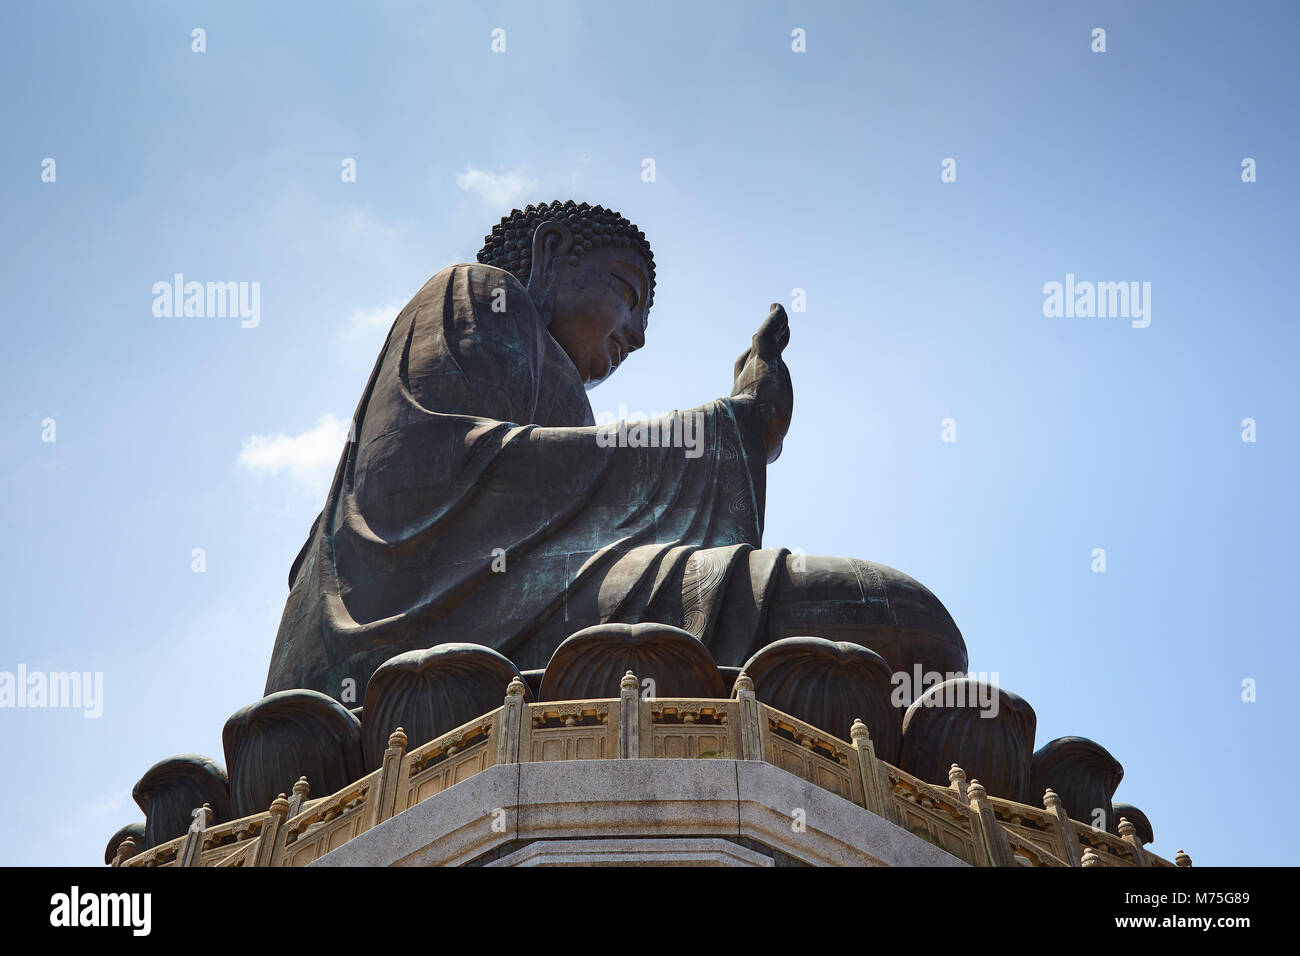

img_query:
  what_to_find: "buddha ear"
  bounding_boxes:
[525,220,575,314]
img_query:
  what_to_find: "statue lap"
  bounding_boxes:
[659,549,967,679]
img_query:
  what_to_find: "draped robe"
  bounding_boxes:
[265,263,789,698]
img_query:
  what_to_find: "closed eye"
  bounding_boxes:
[611,273,639,310]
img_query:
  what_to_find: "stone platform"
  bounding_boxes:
[312,758,965,867]
[112,672,1181,868]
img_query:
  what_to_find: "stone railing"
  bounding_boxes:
[114,672,1188,868]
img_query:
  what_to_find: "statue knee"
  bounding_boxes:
[861,560,962,643]
[771,554,967,676]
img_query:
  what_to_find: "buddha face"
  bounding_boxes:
[544,246,650,386]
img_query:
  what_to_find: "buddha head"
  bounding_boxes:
[478,200,656,386]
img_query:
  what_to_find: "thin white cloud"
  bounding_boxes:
[456,165,537,209]
[81,789,132,821]
[237,414,352,492]
[343,206,398,241]
[344,299,404,337]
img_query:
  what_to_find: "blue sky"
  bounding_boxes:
[1,0,1296,866]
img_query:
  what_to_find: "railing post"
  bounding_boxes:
[948,763,969,804]
[1081,847,1103,867]
[255,793,290,867]
[498,677,527,765]
[732,671,764,761]
[370,727,409,828]
[619,671,639,758]
[287,776,310,818]
[111,836,138,867]
[850,718,893,823]
[1118,816,1148,867]
[967,780,1014,867]
[178,803,211,867]
[1043,788,1083,867]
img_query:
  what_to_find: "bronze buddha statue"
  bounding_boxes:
[264,200,966,701]
[115,203,1152,860]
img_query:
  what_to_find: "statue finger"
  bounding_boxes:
[756,304,789,358]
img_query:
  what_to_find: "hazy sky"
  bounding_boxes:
[2,1,1296,866]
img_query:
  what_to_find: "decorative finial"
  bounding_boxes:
[948,764,967,786]
[967,778,987,801]
[292,776,311,798]
[1175,849,1193,867]
[1081,848,1102,867]
[732,671,754,695]
[269,792,291,817]
[506,676,527,697]
[850,718,870,740]
[1043,788,1062,810]
[620,670,639,692]
[388,727,408,751]
[1118,817,1136,838]
[113,835,138,866]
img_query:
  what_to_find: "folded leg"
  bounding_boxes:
[716,552,967,678]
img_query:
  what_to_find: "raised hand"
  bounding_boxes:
[731,303,793,462]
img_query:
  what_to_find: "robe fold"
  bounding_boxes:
[265,263,786,698]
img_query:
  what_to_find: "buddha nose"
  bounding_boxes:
[626,324,645,351]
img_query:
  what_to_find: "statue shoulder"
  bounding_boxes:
[422,261,529,296]
[406,262,536,323]
[403,262,543,355]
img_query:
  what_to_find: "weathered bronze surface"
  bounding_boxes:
[131,754,231,849]
[740,636,902,763]
[900,679,1038,803]
[1030,736,1125,833]
[361,643,529,768]
[1112,802,1154,845]
[222,689,364,818]
[264,201,966,703]
[539,623,727,701]
[103,822,145,865]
